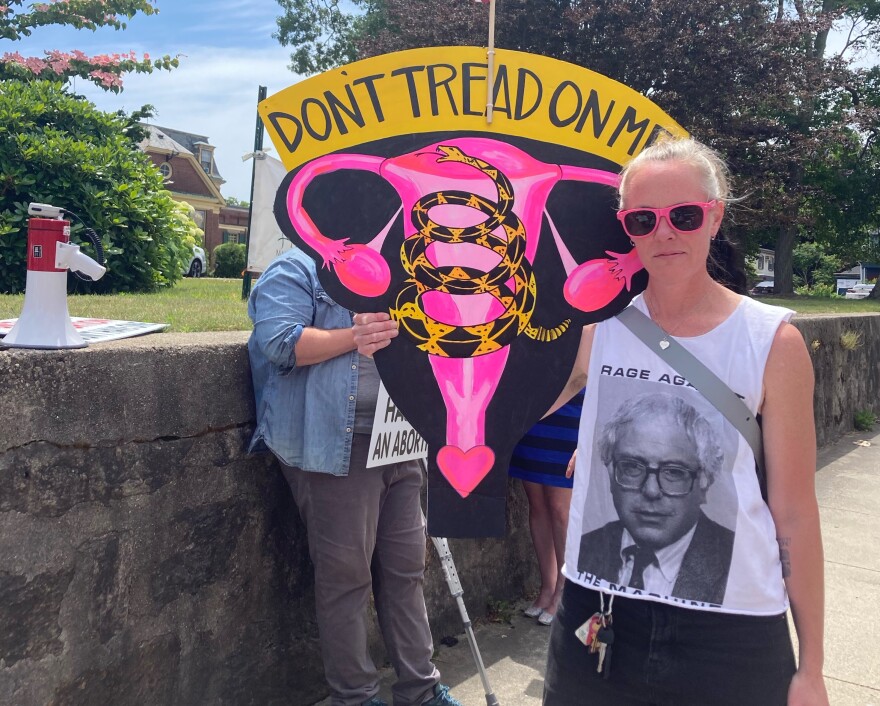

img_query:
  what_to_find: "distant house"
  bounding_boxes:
[139,124,249,256]
[748,247,775,282]
[833,263,880,295]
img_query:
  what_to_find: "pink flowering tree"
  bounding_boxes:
[0,0,178,92]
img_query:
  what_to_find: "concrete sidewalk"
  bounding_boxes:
[323,429,880,706]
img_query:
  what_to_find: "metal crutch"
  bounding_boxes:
[429,532,501,706]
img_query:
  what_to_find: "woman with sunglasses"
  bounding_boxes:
[545,137,827,705]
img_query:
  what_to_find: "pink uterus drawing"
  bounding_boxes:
[285,137,643,498]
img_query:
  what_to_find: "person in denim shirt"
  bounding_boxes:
[248,248,461,706]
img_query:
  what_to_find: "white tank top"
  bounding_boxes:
[563,294,794,615]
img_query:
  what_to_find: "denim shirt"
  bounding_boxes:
[247,248,358,475]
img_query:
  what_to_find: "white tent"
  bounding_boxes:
[246,154,292,274]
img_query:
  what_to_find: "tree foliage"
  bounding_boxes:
[1,0,178,91]
[0,80,196,294]
[792,241,844,288]
[274,0,386,75]
[274,0,880,293]
[802,63,880,263]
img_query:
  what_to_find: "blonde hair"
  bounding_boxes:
[618,137,732,208]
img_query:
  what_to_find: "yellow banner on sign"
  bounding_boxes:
[259,47,687,172]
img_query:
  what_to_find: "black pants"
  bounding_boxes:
[544,581,796,706]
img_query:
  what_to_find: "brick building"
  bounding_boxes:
[219,204,249,245]
[140,125,249,258]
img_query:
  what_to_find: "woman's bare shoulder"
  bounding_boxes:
[763,321,813,407]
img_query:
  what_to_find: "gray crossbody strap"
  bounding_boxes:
[616,305,765,477]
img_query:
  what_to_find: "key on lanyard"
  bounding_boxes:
[596,623,615,678]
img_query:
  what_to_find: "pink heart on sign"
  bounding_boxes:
[436,445,495,498]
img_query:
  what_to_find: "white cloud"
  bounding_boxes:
[77,44,302,200]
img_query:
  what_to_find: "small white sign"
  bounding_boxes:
[0,317,167,343]
[366,382,429,468]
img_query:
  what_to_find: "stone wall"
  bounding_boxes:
[799,314,880,447]
[0,314,877,705]
[0,333,536,706]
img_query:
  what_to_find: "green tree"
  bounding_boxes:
[275,0,880,294]
[274,0,387,75]
[748,1,880,294]
[0,80,195,293]
[802,64,880,265]
[792,241,843,288]
[1,0,178,91]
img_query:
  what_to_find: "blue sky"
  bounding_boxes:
[11,1,304,199]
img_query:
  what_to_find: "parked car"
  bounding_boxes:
[844,283,875,299]
[750,280,774,295]
[184,245,207,278]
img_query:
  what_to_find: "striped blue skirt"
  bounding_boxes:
[508,390,584,489]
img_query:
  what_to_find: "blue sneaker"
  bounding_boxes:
[422,683,463,706]
[362,698,387,706]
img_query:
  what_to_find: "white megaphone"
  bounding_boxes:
[3,203,107,349]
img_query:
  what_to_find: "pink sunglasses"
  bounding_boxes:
[617,201,718,239]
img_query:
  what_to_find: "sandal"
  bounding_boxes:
[523,604,544,618]
[537,610,555,626]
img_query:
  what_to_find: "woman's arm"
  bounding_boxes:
[295,327,357,367]
[250,259,359,369]
[544,324,596,418]
[761,322,828,706]
[249,261,314,370]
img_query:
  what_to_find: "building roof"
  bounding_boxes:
[139,125,192,156]
[139,124,224,182]
[834,263,880,277]
[834,265,862,277]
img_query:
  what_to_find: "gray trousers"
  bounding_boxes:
[282,436,440,706]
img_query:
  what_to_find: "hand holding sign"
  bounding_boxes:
[353,312,399,357]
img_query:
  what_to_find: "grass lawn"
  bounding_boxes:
[0,277,252,333]
[754,294,880,314]
[0,280,877,334]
